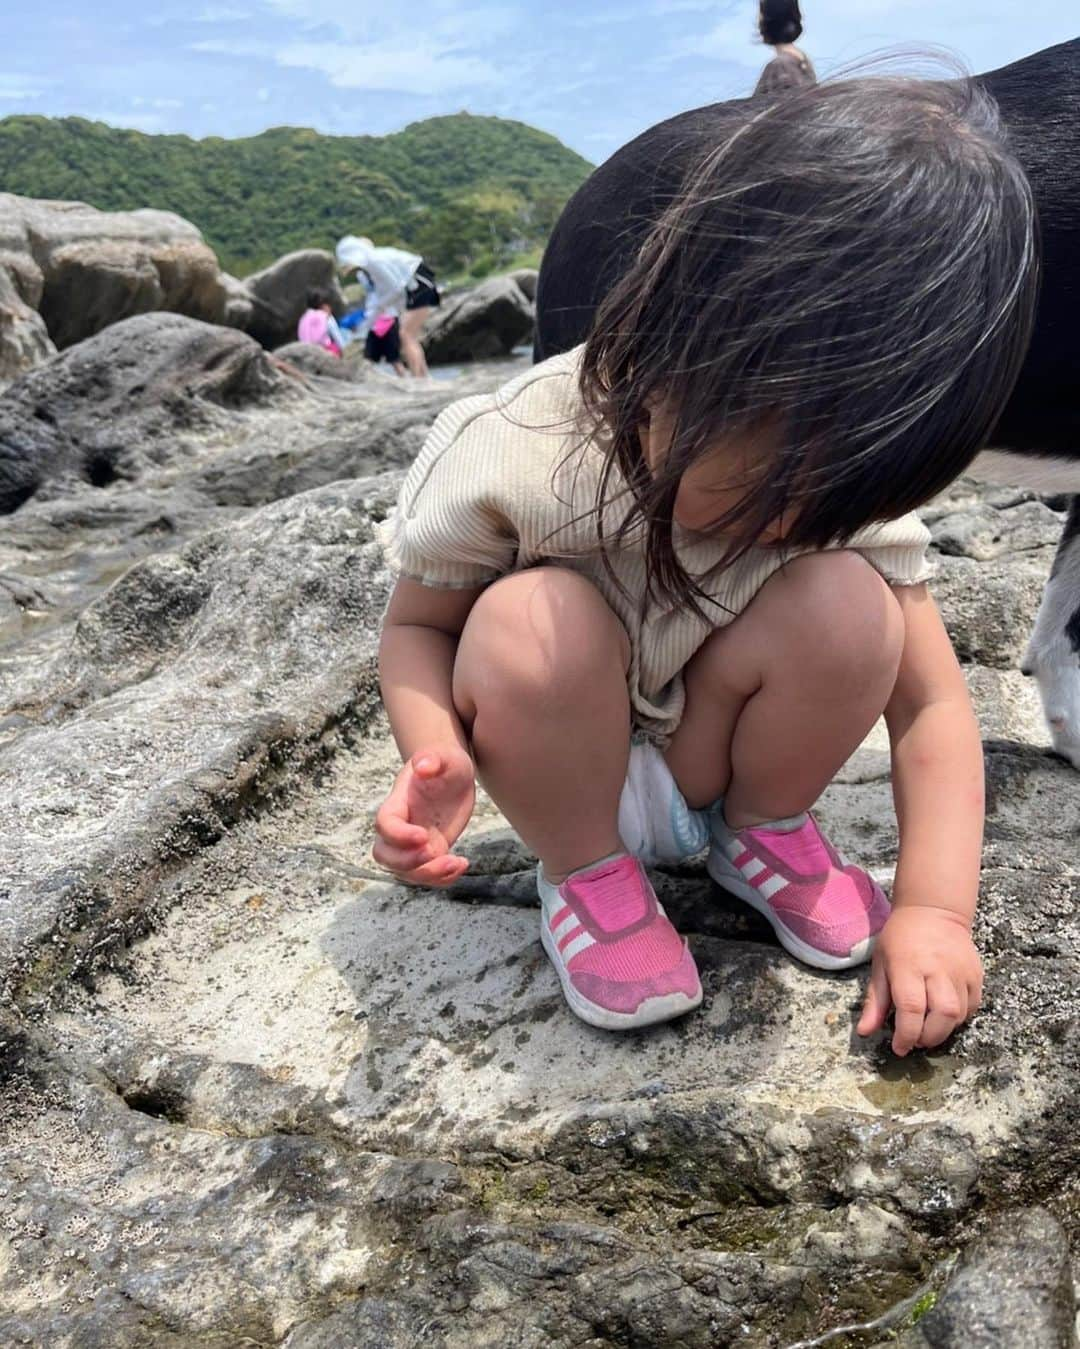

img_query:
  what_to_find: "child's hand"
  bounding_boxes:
[373,747,476,887]
[857,906,983,1057]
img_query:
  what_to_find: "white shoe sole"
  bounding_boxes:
[539,919,702,1031]
[706,849,875,971]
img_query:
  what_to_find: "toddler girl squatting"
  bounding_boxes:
[373,76,1038,1056]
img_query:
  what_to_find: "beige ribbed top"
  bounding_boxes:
[381,346,933,740]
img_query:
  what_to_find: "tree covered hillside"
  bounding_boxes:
[0,112,593,278]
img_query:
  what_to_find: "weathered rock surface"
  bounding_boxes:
[273,339,373,382]
[242,249,346,350]
[0,322,1077,1345]
[221,269,256,330]
[0,312,500,516]
[886,1208,1076,1348]
[0,193,228,368]
[507,266,539,300]
[0,194,544,385]
[423,273,535,364]
[0,260,56,385]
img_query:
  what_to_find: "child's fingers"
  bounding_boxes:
[889,974,927,1057]
[404,855,470,888]
[856,961,890,1035]
[372,837,434,874]
[375,797,428,849]
[918,974,967,1049]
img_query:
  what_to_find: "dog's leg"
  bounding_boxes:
[1023,496,1080,768]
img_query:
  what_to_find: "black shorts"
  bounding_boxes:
[365,321,402,365]
[406,261,441,310]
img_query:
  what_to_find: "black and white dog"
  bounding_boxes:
[534,37,1080,766]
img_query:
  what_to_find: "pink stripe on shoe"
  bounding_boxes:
[557,924,585,952]
[549,905,572,930]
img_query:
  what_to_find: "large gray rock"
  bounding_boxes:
[0,313,500,517]
[422,274,535,364]
[0,260,55,386]
[507,266,539,300]
[0,323,1075,1346]
[0,313,285,513]
[0,469,396,1000]
[0,193,228,360]
[242,249,346,349]
[274,338,373,383]
[220,269,255,330]
[880,1208,1076,1348]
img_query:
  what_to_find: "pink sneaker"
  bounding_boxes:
[537,854,703,1030]
[707,810,889,970]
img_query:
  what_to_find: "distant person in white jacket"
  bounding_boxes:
[336,235,441,378]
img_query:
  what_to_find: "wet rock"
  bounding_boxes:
[423,274,535,364]
[241,248,346,349]
[881,1208,1076,1348]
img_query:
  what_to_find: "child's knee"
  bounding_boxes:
[454,568,629,712]
[780,551,904,684]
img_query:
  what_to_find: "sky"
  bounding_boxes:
[0,1,1076,162]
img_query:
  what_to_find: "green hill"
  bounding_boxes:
[0,112,593,278]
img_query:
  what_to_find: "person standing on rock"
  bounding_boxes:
[371,75,1037,1054]
[335,235,441,378]
[365,311,407,377]
[754,0,816,98]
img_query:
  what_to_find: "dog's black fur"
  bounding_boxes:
[533,37,1080,763]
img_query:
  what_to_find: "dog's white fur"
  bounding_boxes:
[971,451,1080,766]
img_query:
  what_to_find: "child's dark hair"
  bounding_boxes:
[306,287,330,309]
[759,0,802,46]
[579,73,1039,610]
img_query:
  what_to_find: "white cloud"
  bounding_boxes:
[194,4,253,19]
[275,41,502,95]
[94,110,171,132]
[260,0,516,44]
[191,37,269,57]
[651,0,733,12]
[0,73,55,101]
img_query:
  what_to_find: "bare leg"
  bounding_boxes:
[666,551,905,826]
[399,307,432,377]
[453,568,631,879]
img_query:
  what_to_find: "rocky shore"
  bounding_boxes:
[0,193,536,387]
[0,313,1077,1346]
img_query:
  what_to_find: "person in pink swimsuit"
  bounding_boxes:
[296,289,345,356]
[372,74,1037,1056]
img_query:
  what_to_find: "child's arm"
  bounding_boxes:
[858,582,985,1056]
[375,577,485,887]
